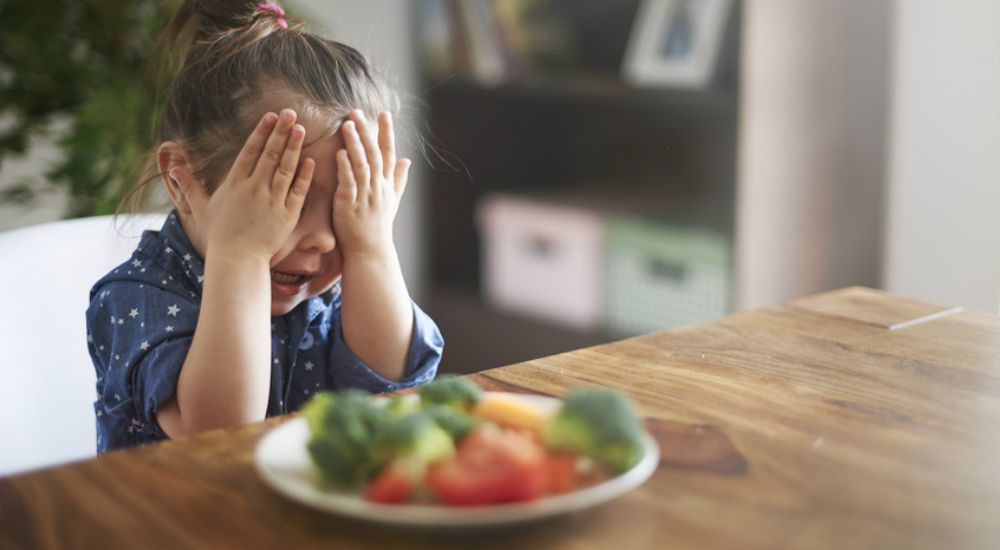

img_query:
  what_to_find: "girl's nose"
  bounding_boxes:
[296,207,336,253]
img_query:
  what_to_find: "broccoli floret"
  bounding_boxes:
[301,390,392,487]
[424,404,482,441]
[384,393,422,418]
[374,411,455,465]
[419,375,483,410]
[542,388,645,474]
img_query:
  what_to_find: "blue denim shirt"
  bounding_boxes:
[86,212,442,452]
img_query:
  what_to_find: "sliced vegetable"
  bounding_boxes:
[302,380,645,506]
[426,425,548,505]
[471,392,554,435]
[366,462,415,504]
[544,452,579,494]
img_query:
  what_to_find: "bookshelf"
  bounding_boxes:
[413,1,742,374]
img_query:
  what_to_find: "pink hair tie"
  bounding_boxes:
[257,2,288,29]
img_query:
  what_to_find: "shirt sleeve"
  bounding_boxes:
[88,280,198,437]
[329,301,443,393]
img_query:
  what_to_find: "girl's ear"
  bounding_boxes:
[157,141,196,214]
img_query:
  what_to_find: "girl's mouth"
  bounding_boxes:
[271,269,309,296]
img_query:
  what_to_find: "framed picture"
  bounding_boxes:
[622,0,733,88]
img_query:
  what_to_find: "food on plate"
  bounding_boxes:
[302,390,393,486]
[542,388,646,474]
[418,375,483,410]
[299,375,647,506]
[423,404,483,441]
[426,424,549,505]
[471,391,554,434]
[364,412,455,503]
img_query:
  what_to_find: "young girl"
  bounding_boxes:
[86,0,442,452]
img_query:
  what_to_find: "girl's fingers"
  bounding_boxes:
[169,165,209,217]
[251,109,296,182]
[273,123,305,195]
[378,111,396,180]
[232,112,279,178]
[286,157,315,210]
[336,149,358,204]
[342,120,370,198]
[393,158,411,197]
[352,110,383,181]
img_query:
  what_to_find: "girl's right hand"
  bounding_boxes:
[169,109,315,261]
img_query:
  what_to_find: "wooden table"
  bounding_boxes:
[2,287,999,549]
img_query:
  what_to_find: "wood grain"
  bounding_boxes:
[2,287,999,549]
[791,286,963,329]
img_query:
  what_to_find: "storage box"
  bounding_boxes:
[606,219,730,335]
[477,194,605,329]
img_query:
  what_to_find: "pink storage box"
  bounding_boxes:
[477,194,605,329]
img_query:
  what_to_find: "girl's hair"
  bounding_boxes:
[120,0,397,213]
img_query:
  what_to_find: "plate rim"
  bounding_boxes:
[253,392,660,527]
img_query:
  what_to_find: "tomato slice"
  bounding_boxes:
[545,452,579,494]
[366,466,414,504]
[426,426,548,505]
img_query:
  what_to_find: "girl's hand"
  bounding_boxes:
[170,109,315,261]
[333,110,411,259]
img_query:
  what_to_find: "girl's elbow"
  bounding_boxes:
[156,396,265,438]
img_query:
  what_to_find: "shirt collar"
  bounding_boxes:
[157,210,206,288]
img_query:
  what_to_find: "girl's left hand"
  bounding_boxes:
[333,110,411,259]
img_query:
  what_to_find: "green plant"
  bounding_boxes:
[0,0,179,217]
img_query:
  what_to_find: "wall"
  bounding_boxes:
[883,0,1000,313]
[737,0,891,309]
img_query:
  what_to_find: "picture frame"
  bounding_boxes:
[622,0,733,88]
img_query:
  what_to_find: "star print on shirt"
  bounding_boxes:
[140,341,150,351]
[131,259,142,268]
[305,361,314,370]
[165,325,174,332]
[129,308,139,318]
[167,304,180,316]
[183,253,192,261]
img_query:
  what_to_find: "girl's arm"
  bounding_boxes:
[334,110,414,381]
[157,110,314,436]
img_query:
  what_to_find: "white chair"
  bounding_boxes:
[0,213,167,476]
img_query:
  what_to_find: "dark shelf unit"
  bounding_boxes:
[416,2,743,375]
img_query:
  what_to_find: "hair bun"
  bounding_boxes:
[165,0,284,49]
[255,3,288,29]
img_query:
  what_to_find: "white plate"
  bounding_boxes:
[254,392,660,528]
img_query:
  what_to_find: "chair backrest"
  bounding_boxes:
[0,213,167,476]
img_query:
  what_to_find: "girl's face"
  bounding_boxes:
[265,121,345,316]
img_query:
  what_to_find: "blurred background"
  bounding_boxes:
[2,0,998,376]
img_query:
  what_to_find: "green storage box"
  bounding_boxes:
[606,219,731,335]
